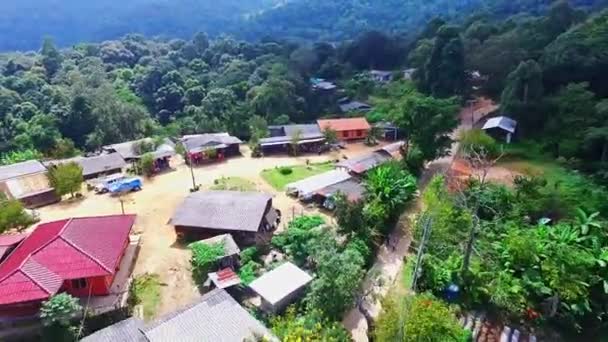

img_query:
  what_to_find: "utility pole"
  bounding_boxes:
[411,213,432,292]
[181,142,197,191]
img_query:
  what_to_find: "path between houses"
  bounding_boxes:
[342,101,499,341]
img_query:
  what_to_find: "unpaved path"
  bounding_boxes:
[342,100,498,341]
[36,142,383,318]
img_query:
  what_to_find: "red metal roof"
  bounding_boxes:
[0,233,28,247]
[0,215,136,306]
[317,117,371,132]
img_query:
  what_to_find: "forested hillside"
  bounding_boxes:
[3,0,607,51]
[0,0,278,51]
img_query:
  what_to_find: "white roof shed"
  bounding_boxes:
[249,262,313,311]
[482,116,518,134]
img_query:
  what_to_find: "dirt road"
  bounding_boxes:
[342,100,499,341]
[36,142,383,317]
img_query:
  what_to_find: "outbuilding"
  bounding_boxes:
[482,116,517,143]
[370,70,393,83]
[249,262,313,313]
[336,151,391,176]
[0,160,59,208]
[169,191,280,246]
[317,117,371,141]
[103,138,176,172]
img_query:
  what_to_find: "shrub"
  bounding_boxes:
[279,166,293,175]
[139,153,156,177]
[0,198,37,233]
[189,241,225,283]
[459,128,500,158]
[48,162,84,198]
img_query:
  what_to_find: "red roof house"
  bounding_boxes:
[0,215,136,317]
[317,118,371,141]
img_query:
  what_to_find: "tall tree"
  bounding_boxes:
[420,25,466,98]
[41,37,63,78]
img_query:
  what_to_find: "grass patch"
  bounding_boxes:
[401,256,415,290]
[210,176,257,192]
[261,162,335,191]
[128,273,161,320]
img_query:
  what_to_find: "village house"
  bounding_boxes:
[0,215,137,319]
[103,138,176,171]
[317,117,371,141]
[311,78,337,92]
[81,288,276,342]
[482,116,518,143]
[169,191,280,246]
[0,160,59,208]
[44,152,126,180]
[249,262,313,313]
[180,133,242,165]
[315,178,365,210]
[374,121,400,141]
[260,124,326,155]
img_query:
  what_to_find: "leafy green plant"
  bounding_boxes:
[189,241,225,283]
[128,273,162,320]
[0,197,37,234]
[40,293,81,342]
[47,162,84,198]
[278,167,293,175]
[138,153,156,177]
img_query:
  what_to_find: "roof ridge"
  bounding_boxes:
[59,218,113,274]
[0,219,72,284]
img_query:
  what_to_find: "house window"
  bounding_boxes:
[356,130,363,137]
[71,278,87,289]
[343,131,350,138]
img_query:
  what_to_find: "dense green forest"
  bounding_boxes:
[3,0,608,339]
[3,0,607,51]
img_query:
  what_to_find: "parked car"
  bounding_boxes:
[93,174,126,194]
[109,177,143,194]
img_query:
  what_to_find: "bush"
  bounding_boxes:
[279,166,293,175]
[139,153,156,177]
[459,128,500,158]
[48,162,84,198]
[189,241,225,284]
[0,198,36,233]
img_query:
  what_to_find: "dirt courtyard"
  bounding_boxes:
[35,142,386,317]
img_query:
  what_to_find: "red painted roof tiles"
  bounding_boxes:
[0,215,135,306]
[317,117,371,132]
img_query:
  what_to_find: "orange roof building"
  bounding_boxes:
[317,118,371,141]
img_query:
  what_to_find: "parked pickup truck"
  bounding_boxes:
[93,174,126,194]
[109,177,143,194]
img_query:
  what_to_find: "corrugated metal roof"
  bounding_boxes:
[339,101,372,113]
[482,116,517,133]
[0,160,47,182]
[0,215,136,305]
[80,317,146,342]
[316,179,365,202]
[104,138,176,160]
[286,170,351,198]
[144,289,275,342]
[249,262,313,306]
[317,118,371,132]
[45,153,126,177]
[337,152,391,174]
[197,234,240,257]
[180,133,242,153]
[169,191,271,232]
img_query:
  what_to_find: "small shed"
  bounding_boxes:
[315,179,365,209]
[207,268,242,290]
[482,116,517,143]
[374,121,400,141]
[285,170,352,200]
[376,141,406,158]
[317,118,371,141]
[403,68,417,80]
[0,160,59,208]
[196,234,241,269]
[169,191,280,246]
[249,262,313,313]
[311,78,337,92]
